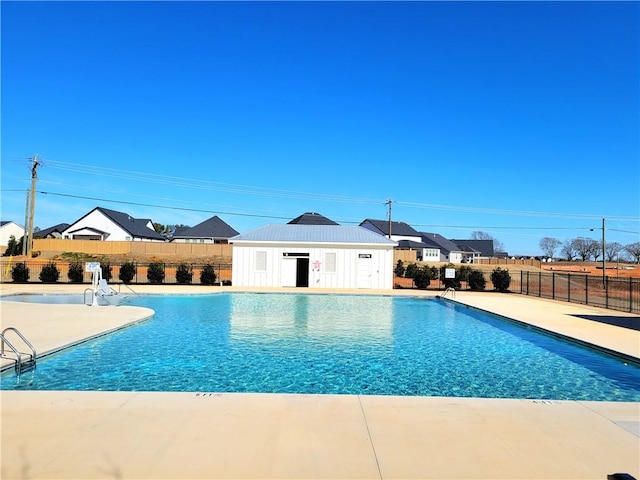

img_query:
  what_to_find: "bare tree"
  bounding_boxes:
[605,242,624,262]
[561,239,577,261]
[539,237,561,259]
[625,242,640,264]
[573,237,600,261]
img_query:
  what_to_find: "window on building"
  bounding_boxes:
[325,252,336,272]
[255,251,267,271]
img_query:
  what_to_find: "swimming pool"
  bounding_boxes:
[2,293,639,400]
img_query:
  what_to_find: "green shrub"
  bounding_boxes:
[200,264,217,285]
[394,260,405,277]
[457,266,472,283]
[404,263,418,279]
[176,263,193,284]
[67,262,84,283]
[101,263,112,282]
[491,267,511,292]
[11,262,29,282]
[39,262,60,283]
[413,266,431,289]
[119,262,136,284]
[468,269,486,291]
[147,262,165,284]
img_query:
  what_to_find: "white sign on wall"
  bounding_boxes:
[445,268,456,279]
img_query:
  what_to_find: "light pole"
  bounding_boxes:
[601,217,606,287]
[590,217,606,288]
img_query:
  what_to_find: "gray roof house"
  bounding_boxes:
[287,212,339,225]
[34,223,70,239]
[62,207,165,241]
[230,224,397,289]
[452,239,494,260]
[171,216,239,244]
[420,232,466,263]
[359,219,422,241]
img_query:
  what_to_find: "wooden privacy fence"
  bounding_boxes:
[32,239,233,258]
[476,258,542,268]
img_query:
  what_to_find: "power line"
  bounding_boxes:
[38,158,640,221]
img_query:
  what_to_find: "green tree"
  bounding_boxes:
[404,263,418,279]
[413,266,431,289]
[200,264,217,285]
[67,262,84,283]
[101,263,113,282]
[394,260,405,277]
[3,235,22,256]
[11,262,29,282]
[39,262,60,283]
[147,262,165,284]
[468,270,486,291]
[491,267,511,292]
[176,263,193,284]
[119,262,136,284]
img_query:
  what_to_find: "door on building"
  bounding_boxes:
[296,258,309,287]
[357,253,372,288]
[282,253,310,287]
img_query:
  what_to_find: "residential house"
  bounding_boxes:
[34,223,70,239]
[452,239,495,262]
[61,207,165,241]
[420,232,465,263]
[171,215,239,244]
[231,224,397,289]
[360,218,433,261]
[0,221,25,248]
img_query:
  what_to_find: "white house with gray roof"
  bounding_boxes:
[230,224,397,289]
[61,207,165,242]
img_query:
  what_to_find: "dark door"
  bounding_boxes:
[296,258,309,287]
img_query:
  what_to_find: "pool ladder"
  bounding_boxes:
[440,287,456,299]
[0,327,37,375]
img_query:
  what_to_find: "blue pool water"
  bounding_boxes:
[2,293,639,400]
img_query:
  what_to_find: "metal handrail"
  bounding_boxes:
[441,287,456,299]
[1,327,36,375]
[84,288,94,305]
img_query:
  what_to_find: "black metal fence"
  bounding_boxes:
[2,260,639,314]
[513,271,639,314]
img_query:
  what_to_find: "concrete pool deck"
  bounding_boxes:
[1,284,639,479]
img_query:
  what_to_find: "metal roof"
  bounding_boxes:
[231,225,397,245]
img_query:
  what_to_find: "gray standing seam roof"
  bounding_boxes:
[231,225,397,245]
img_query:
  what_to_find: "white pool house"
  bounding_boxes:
[230,224,397,289]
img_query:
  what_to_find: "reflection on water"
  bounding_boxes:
[230,293,393,345]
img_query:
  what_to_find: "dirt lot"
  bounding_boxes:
[541,261,640,279]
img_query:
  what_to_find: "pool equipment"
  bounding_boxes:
[85,262,118,306]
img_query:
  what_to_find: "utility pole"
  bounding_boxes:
[26,155,41,257]
[22,189,30,256]
[385,198,393,239]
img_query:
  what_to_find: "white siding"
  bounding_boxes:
[62,211,131,241]
[232,243,394,289]
[0,222,25,247]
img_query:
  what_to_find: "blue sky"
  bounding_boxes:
[2,1,639,256]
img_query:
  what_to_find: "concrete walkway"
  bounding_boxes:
[1,284,639,479]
